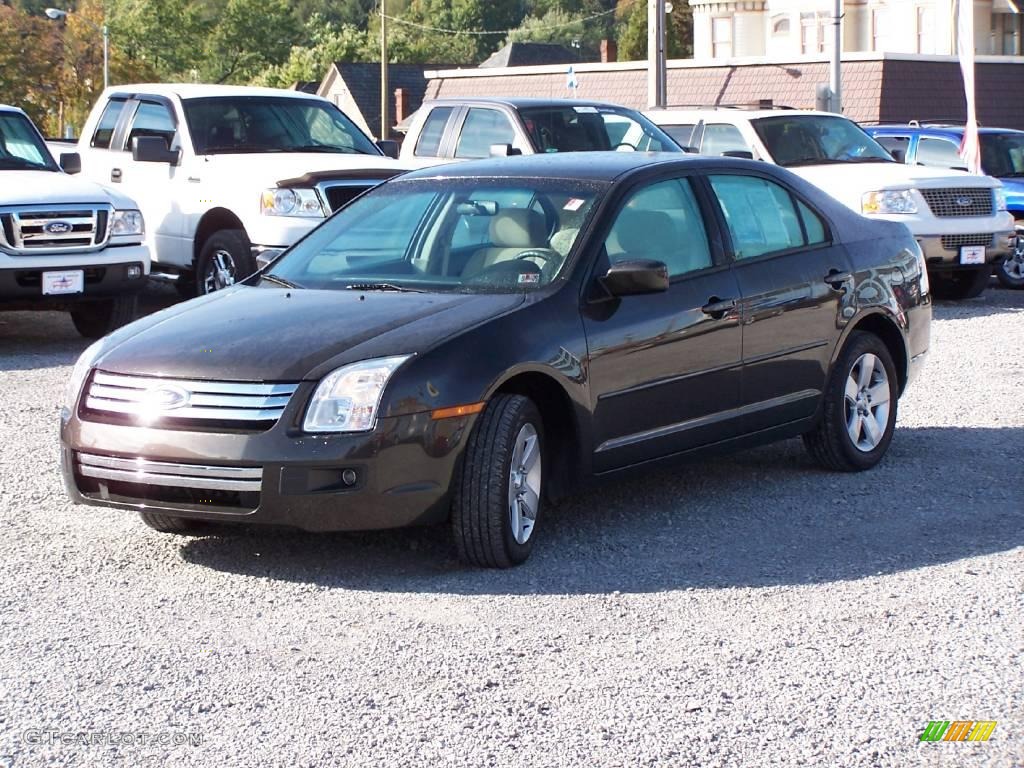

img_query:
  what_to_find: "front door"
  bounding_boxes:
[582,176,743,472]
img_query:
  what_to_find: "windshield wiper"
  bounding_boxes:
[841,157,894,163]
[345,282,424,293]
[261,273,301,289]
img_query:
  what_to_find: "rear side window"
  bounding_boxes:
[873,134,910,159]
[126,101,176,149]
[709,175,826,259]
[702,123,750,156]
[662,124,696,147]
[90,98,127,149]
[415,107,453,157]
[917,137,966,170]
[455,108,516,159]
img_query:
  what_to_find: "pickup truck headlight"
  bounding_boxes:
[260,188,325,218]
[110,209,144,237]
[304,355,411,433]
[63,338,103,413]
[862,190,918,215]
[994,187,1008,212]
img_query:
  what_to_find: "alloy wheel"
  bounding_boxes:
[507,423,541,545]
[844,352,891,452]
[203,249,238,293]
[1001,234,1024,282]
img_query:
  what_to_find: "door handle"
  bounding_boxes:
[824,269,852,289]
[110,168,122,183]
[701,296,737,318]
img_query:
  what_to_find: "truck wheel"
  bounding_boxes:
[69,295,138,339]
[931,265,991,300]
[803,331,898,472]
[996,229,1024,289]
[196,229,254,295]
[139,511,208,535]
[451,394,544,568]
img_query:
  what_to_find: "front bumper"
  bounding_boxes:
[915,230,1015,270]
[60,401,475,532]
[1,248,149,307]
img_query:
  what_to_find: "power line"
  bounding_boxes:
[378,1,635,37]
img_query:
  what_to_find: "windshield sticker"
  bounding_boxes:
[563,198,585,212]
[517,273,541,285]
[574,106,599,114]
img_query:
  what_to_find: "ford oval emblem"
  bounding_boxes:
[44,220,73,234]
[955,196,973,208]
[143,384,191,410]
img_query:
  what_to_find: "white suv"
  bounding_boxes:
[646,108,1016,299]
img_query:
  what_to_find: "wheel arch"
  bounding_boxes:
[835,310,909,395]
[193,208,247,267]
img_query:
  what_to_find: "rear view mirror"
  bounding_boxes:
[59,152,81,174]
[722,150,754,159]
[132,136,179,164]
[489,143,522,157]
[599,259,669,298]
[377,139,399,159]
[455,200,498,216]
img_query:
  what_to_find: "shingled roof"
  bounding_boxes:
[480,42,580,69]
[318,62,442,139]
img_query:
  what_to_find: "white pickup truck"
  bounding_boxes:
[646,108,1016,300]
[1,104,148,337]
[68,84,405,295]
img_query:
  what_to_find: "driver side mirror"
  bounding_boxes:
[889,148,906,163]
[598,259,669,298]
[376,139,399,159]
[131,136,179,165]
[59,152,81,174]
[489,143,522,157]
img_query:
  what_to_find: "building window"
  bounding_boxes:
[712,16,733,58]
[917,4,936,54]
[1000,13,1023,55]
[871,9,885,52]
[772,15,791,36]
[801,11,828,54]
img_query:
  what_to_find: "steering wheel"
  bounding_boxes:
[614,142,637,152]
[516,248,558,266]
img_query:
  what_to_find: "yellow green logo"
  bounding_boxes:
[920,721,997,742]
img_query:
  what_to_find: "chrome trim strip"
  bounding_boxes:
[78,453,262,478]
[88,384,292,409]
[76,453,262,492]
[79,466,261,492]
[84,397,286,421]
[0,204,112,254]
[92,371,297,397]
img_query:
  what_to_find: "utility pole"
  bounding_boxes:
[647,0,666,108]
[829,0,842,113]
[380,0,389,141]
[102,23,109,89]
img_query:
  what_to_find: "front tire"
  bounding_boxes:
[996,228,1024,289]
[139,511,208,535]
[804,332,898,472]
[931,265,991,300]
[69,295,138,339]
[452,394,544,568]
[196,229,254,295]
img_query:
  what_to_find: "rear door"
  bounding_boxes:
[705,172,849,431]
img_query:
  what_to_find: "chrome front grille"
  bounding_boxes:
[940,233,994,250]
[84,371,298,427]
[77,452,262,492]
[0,204,112,253]
[919,188,994,218]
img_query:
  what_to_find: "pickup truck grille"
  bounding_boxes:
[320,183,375,212]
[919,188,994,218]
[82,371,298,430]
[940,233,994,250]
[0,205,111,254]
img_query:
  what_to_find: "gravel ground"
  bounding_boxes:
[0,283,1021,768]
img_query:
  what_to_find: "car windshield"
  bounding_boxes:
[980,132,1024,177]
[0,112,58,171]
[519,106,680,153]
[183,96,380,156]
[267,177,606,294]
[753,115,893,167]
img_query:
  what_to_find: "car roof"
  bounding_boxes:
[424,97,638,110]
[867,124,1024,136]
[0,104,25,114]
[645,108,838,121]
[104,83,332,102]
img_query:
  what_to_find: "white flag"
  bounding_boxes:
[566,65,579,92]
[957,0,982,174]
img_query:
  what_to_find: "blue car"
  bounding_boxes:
[865,123,1024,288]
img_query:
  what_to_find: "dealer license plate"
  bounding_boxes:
[959,245,986,265]
[42,270,84,295]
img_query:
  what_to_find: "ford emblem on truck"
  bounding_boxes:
[955,196,974,208]
[44,220,73,234]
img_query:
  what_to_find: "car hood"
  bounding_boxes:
[0,169,139,209]
[93,284,525,382]
[197,152,408,185]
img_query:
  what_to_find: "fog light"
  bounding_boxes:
[127,264,143,279]
[341,469,358,487]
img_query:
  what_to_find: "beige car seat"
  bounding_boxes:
[462,208,550,277]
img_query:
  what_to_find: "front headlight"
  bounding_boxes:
[110,209,144,237]
[994,187,1008,212]
[304,355,411,433]
[63,339,103,413]
[862,190,918,215]
[260,187,325,218]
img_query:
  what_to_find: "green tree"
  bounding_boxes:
[253,17,371,88]
[0,5,61,129]
[107,0,210,78]
[505,8,602,58]
[616,0,692,61]
[201,0,301,83]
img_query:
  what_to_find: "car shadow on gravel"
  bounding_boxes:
[178,425,1023,595]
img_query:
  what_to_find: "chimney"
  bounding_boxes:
[394,87,408,130]
[600,39,617,63]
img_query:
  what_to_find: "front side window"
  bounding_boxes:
[90,97,127,149]
[916,137,966,170]
[604,178,712,278]
[454,108,516,159]
[183,96,379,156]
[268,178,605,293]
[980,132,1024,177]
[126,101,176,149]
[520,106,676,153]
[0,112,56,170]
[753,115,893,167]
[710,174,827,259]
[702,123,750,156]
[873,134,910,160]
[415,106,453,157]
[662,123,697,147]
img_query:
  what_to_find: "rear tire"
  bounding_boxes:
[451,394,544,568]
[996,228,1024,289]
[69,295,138,339]
[803,331,898,472]
[931,265,991,300]
[196,229,254,295]
[139,511,208,535]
